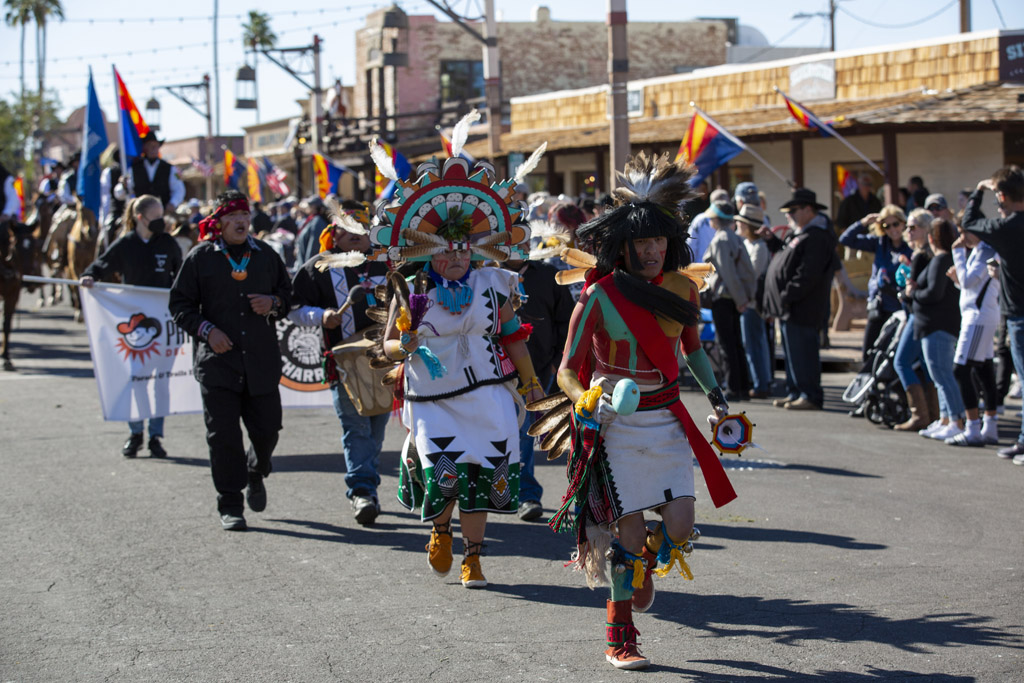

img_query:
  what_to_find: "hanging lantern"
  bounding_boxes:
[235,65,257,110]
[144,96,161,132]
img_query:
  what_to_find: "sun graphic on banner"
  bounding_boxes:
[114,312,162,364]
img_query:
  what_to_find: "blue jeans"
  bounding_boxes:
[894,315,930,389]
[128,417,164,437]
[740,309,772,393]
[921,330,964,420]
[1006,317,1024,443]
[330,383,389,499]
[780,320,822,407]
[518,413,543,504]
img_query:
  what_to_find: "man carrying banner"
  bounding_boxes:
[288,199,389,525]
[169,190,292,531]
[81,194,183,458]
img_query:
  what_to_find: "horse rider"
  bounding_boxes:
[122,132,185,214]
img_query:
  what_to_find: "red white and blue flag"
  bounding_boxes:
[190,157,213,177]
[836,164,858,198]
[260,157,290,197]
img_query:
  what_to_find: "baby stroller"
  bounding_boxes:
[842,310,911,428]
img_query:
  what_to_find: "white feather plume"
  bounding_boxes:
[513,142,547,185]
[449,109,480,159]
[369,137,398,182]
[324,195,368,235]
[314,250,367,272]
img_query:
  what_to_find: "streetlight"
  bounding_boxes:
[153,75,214,199]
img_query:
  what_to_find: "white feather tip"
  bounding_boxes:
[368,137,398,182]
[314,251,367,272]
[450,108,480,159]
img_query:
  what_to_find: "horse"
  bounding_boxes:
[0,219,42,370]
[41,201,76,306]
[66,203,100,322]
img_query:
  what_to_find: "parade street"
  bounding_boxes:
[2,301,1022,682]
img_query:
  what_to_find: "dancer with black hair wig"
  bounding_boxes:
[531,152,737,670]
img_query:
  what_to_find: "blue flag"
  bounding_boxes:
[77,69,109,215]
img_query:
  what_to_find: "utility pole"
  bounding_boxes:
[204,75,213,200]
[483,0,502,173]
[794,0,837,53]
[960,0,971,32]
[155,75,215,199]
[311,34,322,155]
[213,0,220,135]
[607,0,629,189]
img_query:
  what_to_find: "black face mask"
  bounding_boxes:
[147,218,166,235]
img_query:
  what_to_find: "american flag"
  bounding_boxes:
[261,157,290,197]
[190,156,213,177]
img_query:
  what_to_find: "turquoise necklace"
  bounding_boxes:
[427,263,473,314]
[224,249,251,281]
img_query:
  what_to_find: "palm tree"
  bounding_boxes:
[241,10,276,123]
[3,0,33,97]
[31,0,64,100]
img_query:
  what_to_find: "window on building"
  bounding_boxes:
[440,60,484,104]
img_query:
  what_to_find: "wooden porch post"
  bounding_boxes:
[594,148,605,195]
[790,133,804,188]
[882,128,898,206]
[546,150,557,194]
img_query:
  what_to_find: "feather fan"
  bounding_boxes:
[526,392,571,412]
[611,151,697,210]
[513,142,547,185]
[540,416,571,452]
[547,436,571,461]
[449,108,480,159]
[369,136,398,182]
[314,251,367,272]
[527,401,572,437]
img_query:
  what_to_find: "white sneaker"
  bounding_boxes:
[1013,454,1024,466]
[981,417,1000,445]
[1009,378,1022,400]
[930,422,963,441]
[918,420,945,437]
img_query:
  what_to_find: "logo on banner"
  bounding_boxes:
[277,319,326,392]
[115,313,162,363]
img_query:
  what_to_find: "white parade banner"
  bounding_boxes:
[80,286,332,421]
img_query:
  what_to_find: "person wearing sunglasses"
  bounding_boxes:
[839,205,913,363]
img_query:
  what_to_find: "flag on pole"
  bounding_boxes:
[312,153,352,199]
[373,141,411,200]
[13,176,24,221]
[774,86,882,174]
[676,107,747,187]
[190,157,213,177]
[261,157,290,197]
[113,66,151,162]
[836,164,858,198]
[439,129,476,163]
[77,69,110,216]
[246,157,262,203]
[224,149,243,190]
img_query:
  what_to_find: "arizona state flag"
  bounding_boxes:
[676,106,746,187]
[778,89,842,137]
[224,149,243,190]
[373,141,411,200]
[246,157,262,203]
[13,176,24,221]
[836,164,857,198]
[312,153,351,199]
[113,66,151,161]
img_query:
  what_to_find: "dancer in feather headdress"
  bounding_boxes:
[289,199,390,525]
[347,120,547,587]
[530,151,737,670]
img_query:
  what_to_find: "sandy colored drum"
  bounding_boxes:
[331,327,394,417]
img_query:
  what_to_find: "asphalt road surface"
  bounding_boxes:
[2,301,1022,682]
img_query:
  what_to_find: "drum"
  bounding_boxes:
[331,328,394,417]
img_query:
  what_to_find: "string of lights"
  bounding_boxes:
[60,3,387,24]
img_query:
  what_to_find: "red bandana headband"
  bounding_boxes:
[198,197,250,241]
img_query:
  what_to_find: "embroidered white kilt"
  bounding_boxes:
[595,405,696,522]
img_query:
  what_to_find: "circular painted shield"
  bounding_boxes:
[711,413,754,455]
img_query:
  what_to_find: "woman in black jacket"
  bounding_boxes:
[906,218,964,442]
[80,194,183,458]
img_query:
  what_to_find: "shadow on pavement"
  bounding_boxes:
[254,518,427,553]
[648,591,1024,654]
[698,523,886,550]
[678,660,975,681]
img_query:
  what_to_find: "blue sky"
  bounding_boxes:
[2,0,1021,142]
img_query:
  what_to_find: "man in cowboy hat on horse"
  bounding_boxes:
[126,132,184,213]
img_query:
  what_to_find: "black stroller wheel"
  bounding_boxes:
[864,397,886,425]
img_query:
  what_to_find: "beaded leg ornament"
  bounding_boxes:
[607,541,647,600]
[652,522,700,580]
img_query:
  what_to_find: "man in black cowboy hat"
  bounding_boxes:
[761,188,840,411]
[128,131,184,212]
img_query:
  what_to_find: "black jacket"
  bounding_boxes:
[131,158,172,207]
[762,213,840,326]
[82,231,182,288]
[910,251,961,339]
[835,191,882,232]
[169,237,292,395]
[514,261,575,381]
[963,189,1024,318]
[289,252,388,350]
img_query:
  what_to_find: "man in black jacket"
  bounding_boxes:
[169,190,292,531]
[761,188,840,411]
[289,200,389,525]
[964,165,1024,461]
[128,132,184,212]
